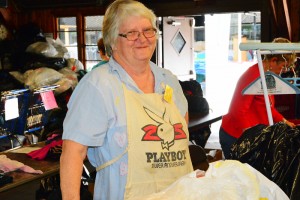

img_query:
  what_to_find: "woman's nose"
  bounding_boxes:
[137,32,147,41]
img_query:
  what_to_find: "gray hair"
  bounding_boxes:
[264,37,295,65]
[102,0,157,56]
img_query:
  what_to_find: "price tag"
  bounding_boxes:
[40,91,58,110]
[5,97,19,120]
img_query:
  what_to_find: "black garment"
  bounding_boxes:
[0,174,13,187]
[35,173,92,200]
[179,80,211,147]
[179,80,209,114]
[230,123,300,200]
[189,126,211,148]
[189,144,209,171]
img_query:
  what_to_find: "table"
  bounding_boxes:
[188,111,223,132]
[0,112,224,196]
[0,143,60,193]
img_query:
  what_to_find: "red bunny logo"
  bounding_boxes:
[141,107,187,150]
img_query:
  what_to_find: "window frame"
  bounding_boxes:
[54,11,105,71]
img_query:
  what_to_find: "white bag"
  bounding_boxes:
[140,160,289,200]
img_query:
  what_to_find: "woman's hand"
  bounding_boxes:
[286,120,296,128]
[283,118,296,128]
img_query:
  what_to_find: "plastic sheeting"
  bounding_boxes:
[139,160,289,200]
[230,123,300,200]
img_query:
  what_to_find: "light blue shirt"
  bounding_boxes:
[91,60,109,70]
[62,57,188,200]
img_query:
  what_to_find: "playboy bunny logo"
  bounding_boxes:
[141,107,187,150]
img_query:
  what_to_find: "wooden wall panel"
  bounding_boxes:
[0,0,299,43]
[267,0,300,42]
[143,0,263,16]
[290,0,300,42]
[0,5,106,38]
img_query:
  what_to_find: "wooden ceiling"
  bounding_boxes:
[10,0,260,13]
[10,0,108,10]
[5,0,300,42]
[268,0,300,42]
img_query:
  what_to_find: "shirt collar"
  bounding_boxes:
[108,57,167,93]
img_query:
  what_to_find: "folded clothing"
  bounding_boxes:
[0,155,43,174]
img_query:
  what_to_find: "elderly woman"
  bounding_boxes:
[60,0,193,199]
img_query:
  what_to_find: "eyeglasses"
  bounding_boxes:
[118,28,157,41]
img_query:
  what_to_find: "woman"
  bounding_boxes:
[220,37,296,159]
[60,1,193,199]
[92,38,110,70]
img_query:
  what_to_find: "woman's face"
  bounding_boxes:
[269,58,286,74]
[269,57,290,74]
[114,16,157,64]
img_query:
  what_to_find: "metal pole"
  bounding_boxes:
[239,42,300,51]
[256,50,274,125]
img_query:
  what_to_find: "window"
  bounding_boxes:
[56,15,104,71]
[202,12,261,114]
[57,17,78,59]
[84,16,104,71]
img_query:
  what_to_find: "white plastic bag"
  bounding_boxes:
[24,67,64,90]
[140,160,289,200]
[26,41,58,58]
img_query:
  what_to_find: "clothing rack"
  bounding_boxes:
[25,85,59,135]
[1,89,29,101]
[33,85,60,94]
[239,42,300,125]
[0,89,30,135]
[0,89,30,150]
[0,85,59,149]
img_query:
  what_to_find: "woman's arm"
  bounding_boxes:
[60,140,88,200]
[271,96,296,128]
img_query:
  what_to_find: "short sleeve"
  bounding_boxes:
[62,79,108,146]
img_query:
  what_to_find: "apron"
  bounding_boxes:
[96,84,193,199]
[123,84,193,199]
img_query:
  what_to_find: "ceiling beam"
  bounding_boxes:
[282,0,291,40]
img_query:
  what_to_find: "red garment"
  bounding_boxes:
[27,139,63,160]
[221,64,284,138]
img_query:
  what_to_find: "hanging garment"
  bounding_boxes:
[230,123,300,200]
[179,80,211,147]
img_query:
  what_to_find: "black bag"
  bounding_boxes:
[189,126,211,148]
[230,123,300,200]
[179,80,209,115]
[0,174,13,187]
[179,80,211,147]
[0,71,24,92]
[36,174,93,200]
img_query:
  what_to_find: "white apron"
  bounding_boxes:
[123,84,193,199]
[96,84,193,199]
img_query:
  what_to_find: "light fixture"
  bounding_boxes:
[167,20,181,26]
